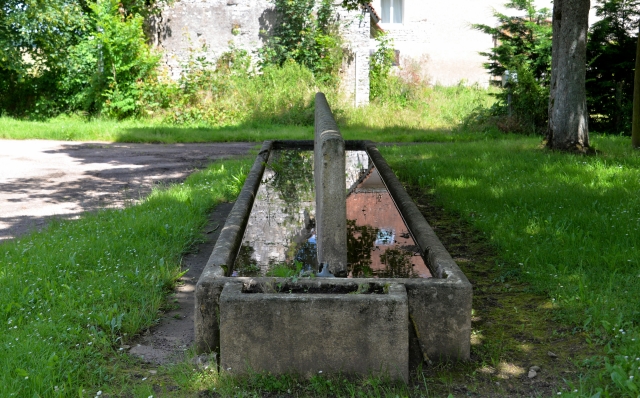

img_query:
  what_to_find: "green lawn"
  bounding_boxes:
[0,115,499,144]
[1,131,639,396]
[0,84,498,144]
[383,135,640,397]
[0,159,251,397]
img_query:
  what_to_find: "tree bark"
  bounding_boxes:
[546,0,590,152]
[632,27,640,148]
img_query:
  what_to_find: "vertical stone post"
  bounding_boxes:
[314,93,347,277]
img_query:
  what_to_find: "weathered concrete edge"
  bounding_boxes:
[195,140,273,353]
[314,92,340,136]
[315,92,347,276]
[222,281,406,304]
[365,141,472,361]
[220,282,408,381]
[195,139,471,361]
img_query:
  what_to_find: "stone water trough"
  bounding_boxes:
[195,93,471,381]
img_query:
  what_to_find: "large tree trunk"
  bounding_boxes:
[546,0,590,152]
[632,27,640,148]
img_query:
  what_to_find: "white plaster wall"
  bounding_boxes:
[368,0,599,87]
[369,0,503,87]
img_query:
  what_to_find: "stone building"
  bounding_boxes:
[148,0,593,106]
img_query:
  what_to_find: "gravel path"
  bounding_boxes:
[0,139,254,242]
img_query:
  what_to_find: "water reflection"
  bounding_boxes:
[233,150,431,278]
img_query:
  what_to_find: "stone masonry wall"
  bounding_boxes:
[148,0,275,80]
[148,0,370,104]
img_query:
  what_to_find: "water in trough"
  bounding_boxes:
[233,149,431,278]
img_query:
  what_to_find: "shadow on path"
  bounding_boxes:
[0,140,254,241]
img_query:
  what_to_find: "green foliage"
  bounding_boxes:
[0,0,91,115]
[87,0,160,118]
[339,0,368,11]
[470,65,549,135]
[0,0,159,118]
[137,52,320,126]
[473,0,552,135]
[473,0,552,81]
[369,33,396,101]
[587,0,640,134]
[259,0,343,85]
[384,135,640,396]
[0,158,251,395]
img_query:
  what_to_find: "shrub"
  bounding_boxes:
[472,0,552,134]
[586,0,640,134]
[258,0,343,86]
[137,47,323,127]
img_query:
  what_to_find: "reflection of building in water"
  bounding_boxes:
[346,151,370,189]
[237,151,315,274]
[346,168,432,278]
[237,150,369,274]
[236,150,430,278]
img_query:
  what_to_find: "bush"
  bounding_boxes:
[137,48,324,127]
[258,0,343,86]
[586,0,640,134]
[472,0,552,135]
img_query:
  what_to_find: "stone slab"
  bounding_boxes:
[314,93,347,277]
[220,282,409,381]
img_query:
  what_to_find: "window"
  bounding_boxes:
[381,0,403,24]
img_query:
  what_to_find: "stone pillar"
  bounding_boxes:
[314,93,347,277]
[337,7,370,106]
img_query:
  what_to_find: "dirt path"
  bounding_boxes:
[0,139,254,241]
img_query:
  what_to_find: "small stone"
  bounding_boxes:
[530,365,541,372]
[548,351,558,358]
[528,370,537,379]
[192,353,215,369]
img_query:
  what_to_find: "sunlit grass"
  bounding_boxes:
[0,85,500,144]
[382,135,640,396]
[0,158,251,396]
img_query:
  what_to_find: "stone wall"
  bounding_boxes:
[149,1,600,94]
[148,0,371,104]
[148,0,275,80]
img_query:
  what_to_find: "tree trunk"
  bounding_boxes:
[546,0,590,152]
[632,27,640,148]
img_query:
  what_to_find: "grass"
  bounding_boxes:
[0,158,251,397]
[0,114,496,144]
[382,134,640,396]
[3,73,640,395]
[0,84,500,144]
[2,132,639,396]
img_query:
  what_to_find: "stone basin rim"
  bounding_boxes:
[195,139,472,363]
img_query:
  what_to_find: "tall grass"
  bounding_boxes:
[0,158,251,397]
[0,60,501,144]
[383,135,640,396]
[343,81,496,131]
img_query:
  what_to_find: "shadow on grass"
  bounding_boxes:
[113,121,497,144]
[401,184,596,397]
